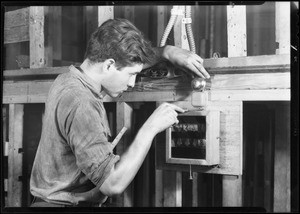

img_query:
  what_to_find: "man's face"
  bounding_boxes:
[102,63,143,98]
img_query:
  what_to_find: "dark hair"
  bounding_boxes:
[84,18,156,69]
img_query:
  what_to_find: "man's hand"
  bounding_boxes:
[143,102,186,135]
[162,45,210,79]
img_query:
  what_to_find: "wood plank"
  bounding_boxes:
[227,5,247,57]
[223,5,246,207]
[275,2,290,55]
[3,54,290,78]
[51,6,62,61]
[156,6,166,46]
[273,103,290,212]
[7,104,24,207]
[192,172,198,207]
[222,175,242,206]
[163,170,182,207]
[29,6,52,68]
[116,102,134,207]
[84,6,98,42]
[3,81,291,104]
[124,6,135,23]
[210,89,290,101]
[155,169,163,207]
[98,6,114,26]
[4,7,30,44]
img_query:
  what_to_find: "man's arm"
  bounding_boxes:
[143,45,210,79]
[99,103,185,196]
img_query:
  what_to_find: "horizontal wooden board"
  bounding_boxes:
[3,54,290,78]
[4,7,30,44]
[3,82,291,104]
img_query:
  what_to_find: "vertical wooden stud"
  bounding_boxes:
[275,2,290,55]
[163,170,182,207]
[29,6,52,68]
[226,5,247,57]
[98,6,114,27]
[7,104,24,207]
[51,6,62,63]
[157,6,166,46]
[155,169,163,207]
[222,5,246,207]
[116,102,134,207]
[273,103,290,212]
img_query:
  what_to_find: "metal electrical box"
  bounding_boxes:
[165,110,220,166]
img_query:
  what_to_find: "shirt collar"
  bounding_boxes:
[69,65,105,99]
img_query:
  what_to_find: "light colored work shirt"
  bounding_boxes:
[30,65,119,206]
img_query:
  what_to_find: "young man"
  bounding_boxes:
[30,18,210,207]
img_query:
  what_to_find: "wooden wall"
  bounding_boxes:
[2,3,295,211]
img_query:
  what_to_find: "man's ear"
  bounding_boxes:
[103,59,116,72]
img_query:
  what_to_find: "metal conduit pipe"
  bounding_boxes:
[185,5,196,53]
[160,6,179,47]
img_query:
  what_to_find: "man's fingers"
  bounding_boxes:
[194,54,204,64]
[167,103,186,113]
[192,61,210,78]
[185,63,205,78]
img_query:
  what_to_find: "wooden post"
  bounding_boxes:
[124,6,135,23]
[275,2,290,55]
[273,3,290,212]
[155,169,163,206]
[84,6,98,43]
[98,6,114,27]
[156,6,166,46]
[50,6,62,63]
[116,102,134,207]
[7,104,24,207]
[273,103,290,212]
[226,5,247,57]
[163,170,182,207]
[222,4,246,207]
[29,6,52,68]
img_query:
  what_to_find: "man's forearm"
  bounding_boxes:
[100,124,156,196]
[142,46,171,70]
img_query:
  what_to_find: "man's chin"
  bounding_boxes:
[108,92,123,98]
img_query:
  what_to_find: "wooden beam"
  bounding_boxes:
[4,7,29,44]
[210,89,290,101]
[7,104,24,207]
[51,6,62,62]
[275,2,290,55]
[29,6,52,68]
[222,175,243,206]
[98,6,114,26]
[163,170,182,207]
[227,5,247,57]
[273,103,290,212]
[84,6,98,43]
[156,6,166,46]
[155,169,163,207]
[3,54,290,79]
[222,5,246,207]
[115,102,134,207]
[124,6,135,23]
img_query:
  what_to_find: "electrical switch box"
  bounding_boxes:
[166,110,220,166]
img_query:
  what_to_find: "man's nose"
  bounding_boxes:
[128,75,136,88]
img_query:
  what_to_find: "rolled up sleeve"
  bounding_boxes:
[64,99,120,188]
